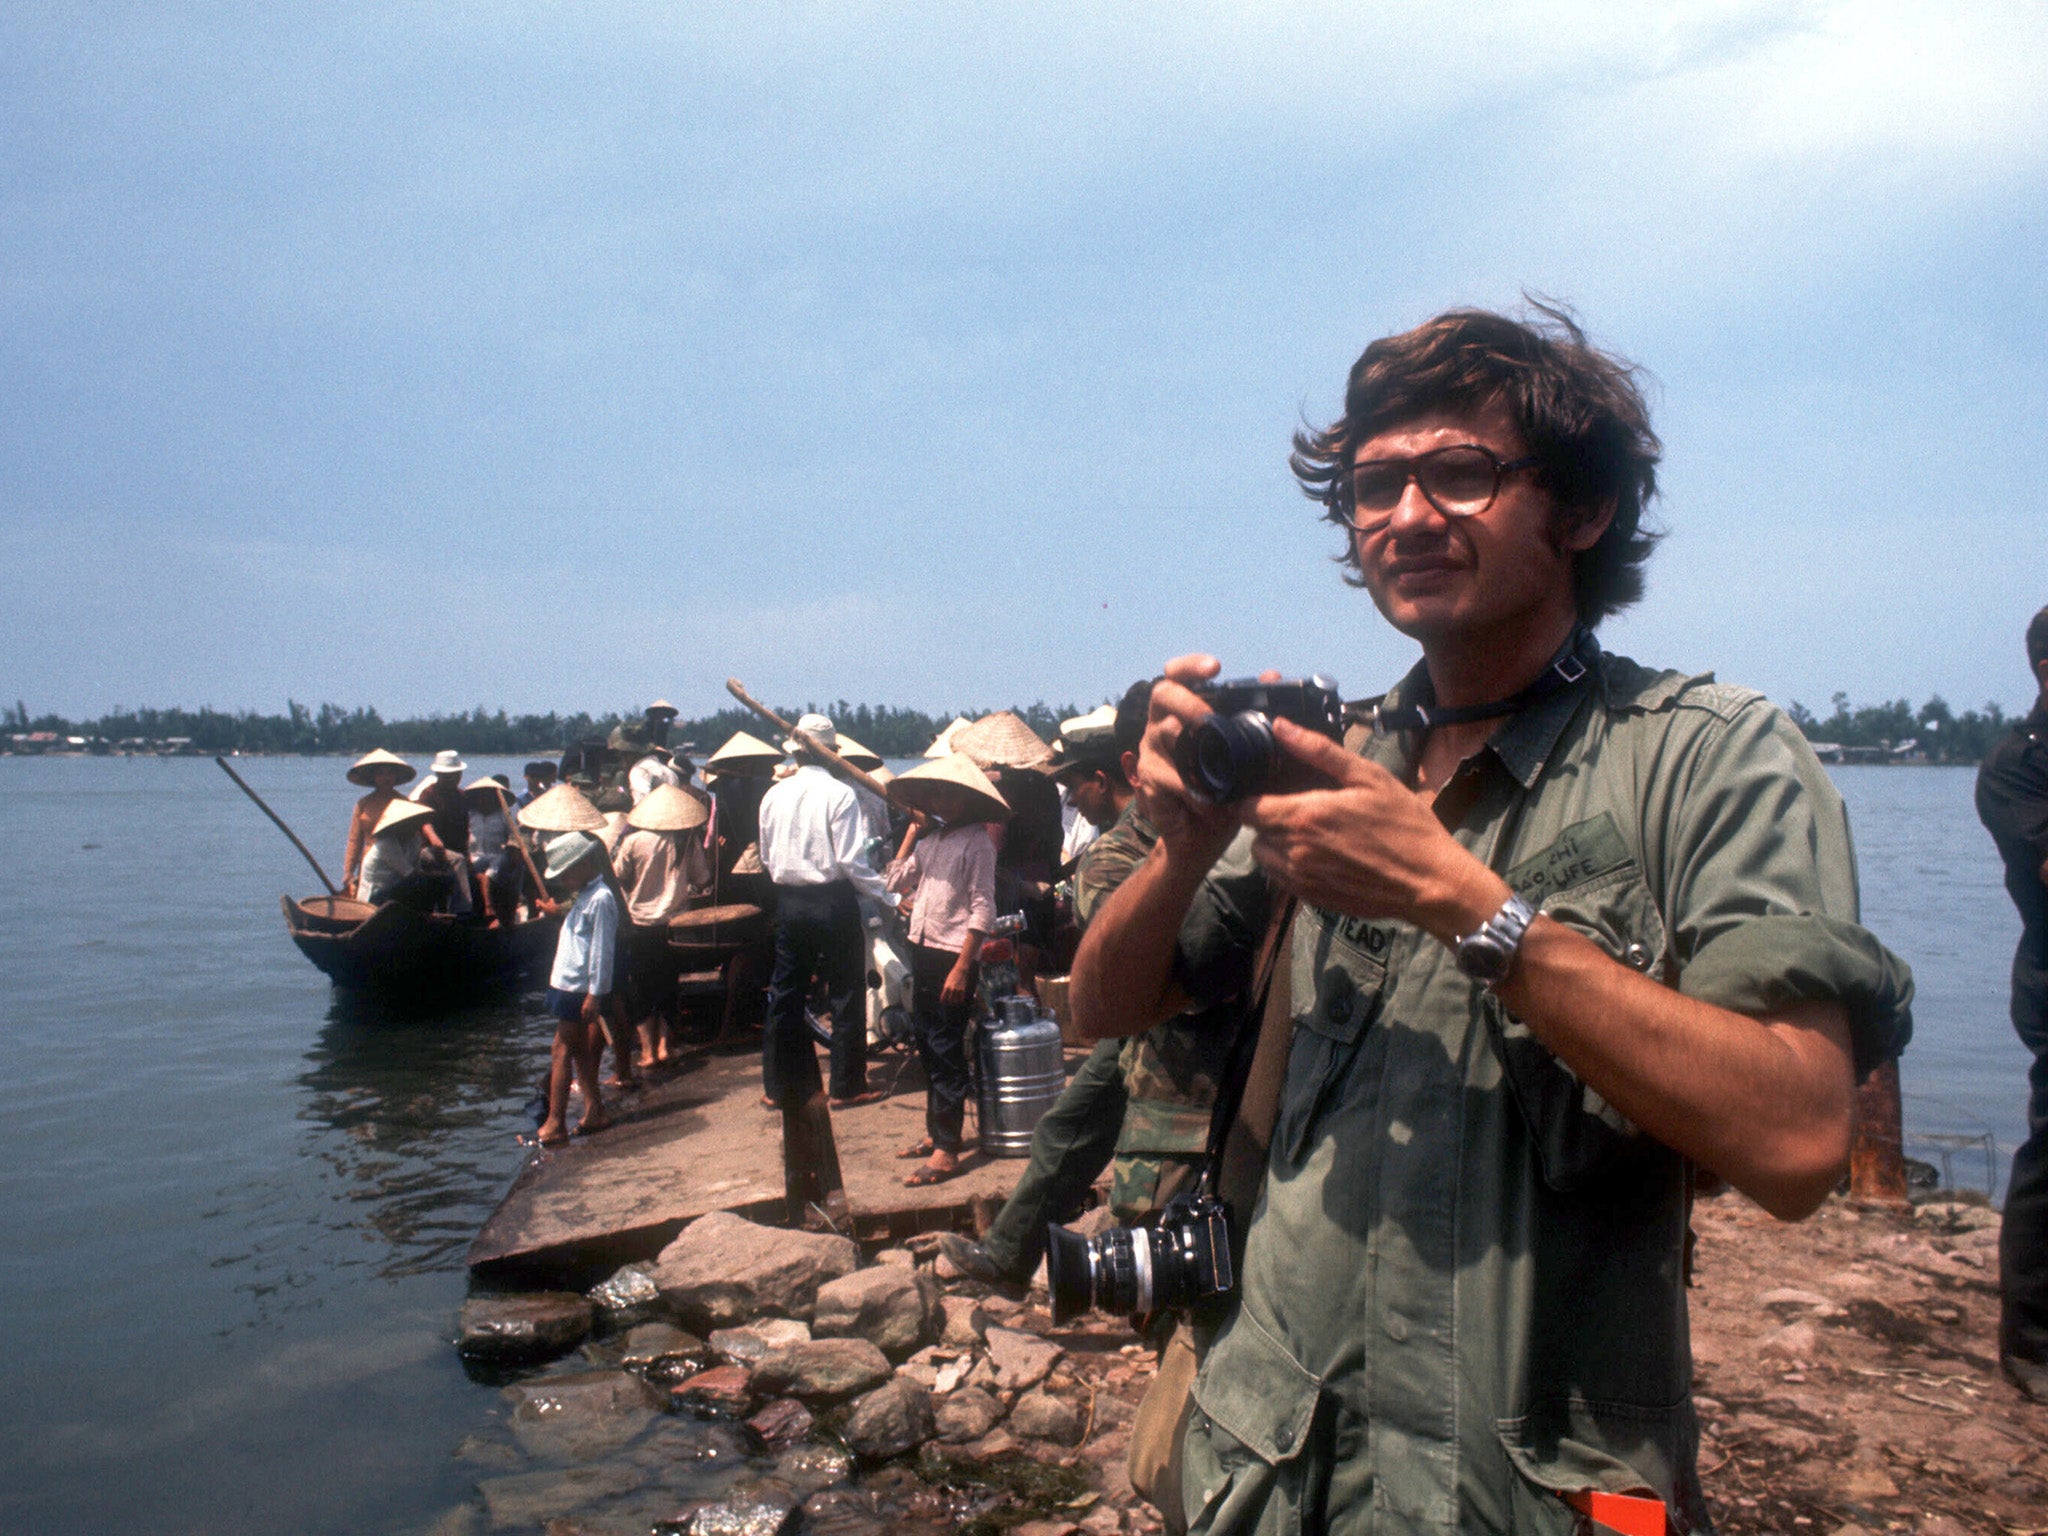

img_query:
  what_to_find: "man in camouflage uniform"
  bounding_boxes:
[1073,306,1914,1534]
[942,679,1237,1287]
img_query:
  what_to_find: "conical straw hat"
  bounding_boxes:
[887,753,1011,824]
[923,717,972,758]
[706,730,785,777]
[627,782,711,833]
[373,797,434,836]
[835,733,884,771]
[462,776,514,807]
[347,748,416,788]
[516,781,608,833]
[951,710,1054,771]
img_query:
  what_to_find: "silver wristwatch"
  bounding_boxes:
[1452,893,1536,987]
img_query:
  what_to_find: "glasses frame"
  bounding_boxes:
[1335,444,1541,533]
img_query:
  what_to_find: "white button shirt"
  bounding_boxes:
[628,754,684,805]
[756,765,894,906]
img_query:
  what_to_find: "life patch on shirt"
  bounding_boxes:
[1505,814,1635,903]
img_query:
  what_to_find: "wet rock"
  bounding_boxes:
[627,1419,748,1485]
[934,1385,1005,1442]
[453,1434,525,1472]
[840,1377,934,1460]
[652,1212,858,1329]
[744,1397,814,1449]
[505,1370,663,1461]
[799,1488,890,1536]
[588,1264,666,1328]
[709,1319,811,1366]
[769,1441,854,1498]
[418,1504,483,1536]
[1010,1388,1084,1446]
[984,1326,1062,1391]
[751,1338,892,1402]
[459,1292,595,1362]
[668,1364,754,1416]
[620,1322,707,1369]
[476,1463,645,1529]
[811,1265,938,1359]
[940,1295,989,1347]
[672,1493,800,1535]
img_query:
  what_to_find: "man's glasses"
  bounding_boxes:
[1336,444,1540,532]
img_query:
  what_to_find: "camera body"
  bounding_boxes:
[1044,1189,1236,1324]
[1173,675,1345,804]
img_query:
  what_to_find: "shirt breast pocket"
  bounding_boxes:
[1274,923,1387,1168]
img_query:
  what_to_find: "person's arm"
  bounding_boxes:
[343,803,369,892]
[586,890,617,998]
[943,826,999,1003]
[1240,713,1870,1222]
[1070,655,1249,1038]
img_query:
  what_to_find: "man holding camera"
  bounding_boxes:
[1071,306,1913,1534]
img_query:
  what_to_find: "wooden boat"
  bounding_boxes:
[282,894,562,996]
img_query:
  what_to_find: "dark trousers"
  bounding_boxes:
[2003,954,2048,1365]
[763,881,867,1105]
[982,1036,1127,1279]
[911,942,976,1153]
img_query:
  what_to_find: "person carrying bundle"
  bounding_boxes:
[886,753,1008,1187]
[612,783,712,1071]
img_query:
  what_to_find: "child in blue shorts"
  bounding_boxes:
[538,831,619,1145]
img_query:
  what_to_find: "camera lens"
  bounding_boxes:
[1180,711,1277,803]
[1047,1223,1157,1323]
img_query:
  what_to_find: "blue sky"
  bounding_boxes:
[4,2,2044,722]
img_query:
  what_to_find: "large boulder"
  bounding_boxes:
[457,1292,594,1362]
[652,1212,859,1330]
[839,1377,934,1461]
[750,1338,892,1402]
[811,1266,938,1359]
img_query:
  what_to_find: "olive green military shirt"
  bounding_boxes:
[1076,805,1237,1214]
[1172,651,1913,1535]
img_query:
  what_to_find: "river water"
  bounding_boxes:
[0,755,2030,1532]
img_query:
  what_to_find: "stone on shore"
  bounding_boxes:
[984,1326,1063,1392]
[458,1292,595,1362]
[710,1319,812,1366]
[1009,1388,1084,1446]
[811,1265,939,1359]
[618,1321,706,1368]
[586,1263,665,1327]
[677,1494,801,1535]
[668,1364,754,1415]
[476,1463,645,1529]
[744,1397,814,1449]
[939,1295,989,1348]
[769,1441,855,1498]
[933,1385,1005,1443]
[651,1212,859,1330]
[750,1338,893,1402]
[839,1377,934,1461]
[504,1369,662,1461]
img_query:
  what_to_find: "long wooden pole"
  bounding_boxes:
[215,756,339,895]
[491,784,550,899]
[724,678,895,801]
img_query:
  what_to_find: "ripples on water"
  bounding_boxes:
[0,754,2033,1533]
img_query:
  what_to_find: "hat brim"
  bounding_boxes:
[347,752,417,787]
[626,785,712,833]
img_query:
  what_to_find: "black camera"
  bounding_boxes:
[1172,675,1344,804]
[1044,1190,1235,1324]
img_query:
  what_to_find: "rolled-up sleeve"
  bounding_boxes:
[1661,698,1914,1076]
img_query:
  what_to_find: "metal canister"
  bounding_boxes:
[977,1003,1067,1157]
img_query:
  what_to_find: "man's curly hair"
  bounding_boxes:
[1291,301,1662,627]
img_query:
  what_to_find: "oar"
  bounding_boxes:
[724,678,894,801]
[215,756,339,895]
[489,783,551,905]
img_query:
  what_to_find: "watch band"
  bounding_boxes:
[1453,893,1537,987]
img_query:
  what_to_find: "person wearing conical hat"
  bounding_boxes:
[834,734,894,862]
[643,699,680,748]
[463,774,521,927]
[355,797,447,907]
[612,784,713,1072]
[884,754,1009,1186]
[757,713,899,1111]
[536,831,619,1146]
[342,750,416,899]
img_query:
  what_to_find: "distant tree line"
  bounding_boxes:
[2,697,1086,759]
[1785,693,2015,762]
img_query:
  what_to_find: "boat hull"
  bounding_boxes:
[282,895,561,998]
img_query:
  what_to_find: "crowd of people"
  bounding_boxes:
[311,303,2048,1536]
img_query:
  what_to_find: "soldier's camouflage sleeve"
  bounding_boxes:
[1072,808,1160,929]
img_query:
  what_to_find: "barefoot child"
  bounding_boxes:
[537,831,618,1145]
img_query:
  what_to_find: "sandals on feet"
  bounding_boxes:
[896,1139,936,1161]
[904,1158,961,1187]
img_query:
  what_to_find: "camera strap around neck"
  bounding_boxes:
[1196,892,1299,1208]
[1364,626,1595,735]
